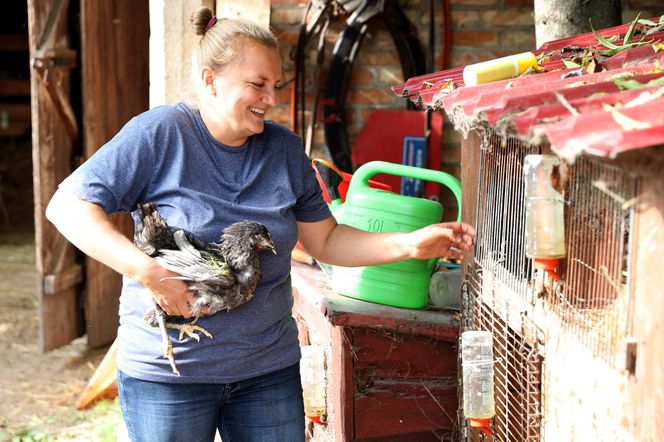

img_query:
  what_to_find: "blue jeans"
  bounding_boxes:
[117,363,305,442]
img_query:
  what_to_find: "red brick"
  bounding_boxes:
[276,86,292,105]
[500,30,537,49]
[506,0,533,7]
[453,30,499,47]
[266,106,291,126]
[274,29,299,46]
[348,89,398,105]
[350,67,375,87]
[481,10,534,27]
[450,0,499,5]
[270,7,305,26]
[451,11,482,28]
[377,67,405,86]
[358,50,401,66]
[450,49,507,67]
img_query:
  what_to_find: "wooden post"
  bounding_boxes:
[28,0,82,352]
[80,0,149,347]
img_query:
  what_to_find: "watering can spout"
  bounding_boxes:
[328,161,462,309]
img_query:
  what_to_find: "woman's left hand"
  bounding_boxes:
[405,222,476,261]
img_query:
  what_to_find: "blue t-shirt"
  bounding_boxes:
[59,103,330,383]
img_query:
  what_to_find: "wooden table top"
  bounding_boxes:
[291,261,460,341]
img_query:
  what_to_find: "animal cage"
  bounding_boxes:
[394,17,664,442]
[460,129,636,441]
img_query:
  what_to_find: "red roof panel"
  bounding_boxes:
[392,17,664,162]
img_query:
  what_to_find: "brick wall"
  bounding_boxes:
[267,0,662,217]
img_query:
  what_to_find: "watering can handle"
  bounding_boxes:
[349,161,462,222]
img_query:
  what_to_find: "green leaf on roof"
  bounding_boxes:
[613,76,664,91]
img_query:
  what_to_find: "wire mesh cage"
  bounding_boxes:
[460,127,636,442]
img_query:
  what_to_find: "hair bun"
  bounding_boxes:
[190,6,215,36]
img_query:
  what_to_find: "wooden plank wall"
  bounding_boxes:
[80,0,149,347]
[28,0,149,351]
[28,0,82,352]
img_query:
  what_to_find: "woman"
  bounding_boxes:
[46,7,475,442]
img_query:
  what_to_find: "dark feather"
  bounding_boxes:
[135,202,276,374]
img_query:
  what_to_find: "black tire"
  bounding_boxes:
[322,0,426,172]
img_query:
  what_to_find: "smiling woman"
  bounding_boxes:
[191,11,282,146]
[43,5,474,442]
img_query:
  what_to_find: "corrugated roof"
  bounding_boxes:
[392,17,664,162]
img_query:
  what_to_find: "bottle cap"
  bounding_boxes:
[468,418,494,436]
[307,415,325,425]
[534,258,561,280]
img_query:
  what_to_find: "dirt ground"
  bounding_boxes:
[0,230,122,441]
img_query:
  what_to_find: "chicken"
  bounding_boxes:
[134,202,277,375]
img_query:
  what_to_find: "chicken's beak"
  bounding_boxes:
[260,238,277,255]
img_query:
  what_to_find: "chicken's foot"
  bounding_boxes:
[154,309,181,376]
[165,317,213,341]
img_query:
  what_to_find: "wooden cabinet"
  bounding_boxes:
[291,262,460,441]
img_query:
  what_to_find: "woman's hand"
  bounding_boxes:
[404,221,476,261]
[137,260,198,318]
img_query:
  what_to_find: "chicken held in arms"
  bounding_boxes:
[135,202,277,375]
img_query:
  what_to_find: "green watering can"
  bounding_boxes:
[328,161,462,309]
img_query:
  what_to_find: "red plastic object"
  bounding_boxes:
[336,171,391,202]
[534,258,561,281]
[351,109,443,199]
[307,415,325,426]
[313,159,393,204]
[468,417,494,436]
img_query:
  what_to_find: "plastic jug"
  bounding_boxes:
[328,161,462,309]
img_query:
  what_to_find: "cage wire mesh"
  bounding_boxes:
[460,127,635,442]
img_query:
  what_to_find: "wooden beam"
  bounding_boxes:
[28,0,83,352]
[80,0,149,348]
[43,264,83,294]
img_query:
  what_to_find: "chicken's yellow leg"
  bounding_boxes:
[165,318,213,341]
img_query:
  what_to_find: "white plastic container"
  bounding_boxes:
[523,154,566,259]
[461,331,495,425]
[300,345,327,419]
[463,52,538,86]
[428,268,462,308]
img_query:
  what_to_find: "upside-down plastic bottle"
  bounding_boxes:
[462,330,495,436]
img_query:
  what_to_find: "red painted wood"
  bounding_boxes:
[352,329,457,379]
[291,262,460,440]
[291,262,460,341]
[354,380,457,438]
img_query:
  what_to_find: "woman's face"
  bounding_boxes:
[205,41,282,146]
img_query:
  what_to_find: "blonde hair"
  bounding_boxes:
[190,7,278,73]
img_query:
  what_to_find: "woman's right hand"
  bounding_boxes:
[138,260,196,318]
